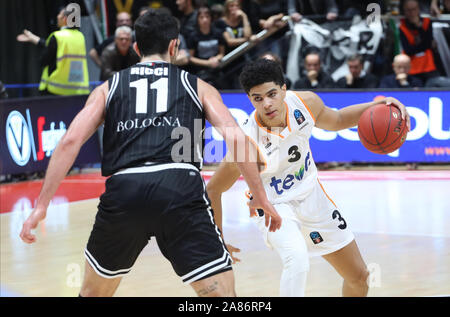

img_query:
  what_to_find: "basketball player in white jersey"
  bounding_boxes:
[206,59,411,297]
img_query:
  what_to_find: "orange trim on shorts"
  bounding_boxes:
[294,91,316,123]
[317,178,337,208]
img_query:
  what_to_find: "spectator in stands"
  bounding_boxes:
[400,0,434,14]
[246,0,289,59]
[336,54,379,89]
[139,6,151,16]
[445,0,450,12]
[259,52,292,88]
[0,81,8,99]
[89,12,134,68]
[211,3,225,24]
[100,26,140,81]
[216,0,253,52]
[288,0,339,23]
[213,0,253,88]
[174,16,192,67]
[177,0,198,42]
[430,0,450,15]
[293,51,335,89]
[16,5,90,96]
[379,54,424,88]
[187,5,225,85]
[399,0,439,83]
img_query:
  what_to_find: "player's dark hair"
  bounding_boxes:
[134,9,179,56]
[239,59,285,94]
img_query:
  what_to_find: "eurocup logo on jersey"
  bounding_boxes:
[269,151,311,195]
[294,109,305,125]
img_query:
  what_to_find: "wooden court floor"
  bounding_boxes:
[1,171,449,297]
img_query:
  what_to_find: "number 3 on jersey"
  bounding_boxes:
[332,210,347,230]
[130,78,168,114]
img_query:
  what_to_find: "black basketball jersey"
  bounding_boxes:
[101,61,205,176]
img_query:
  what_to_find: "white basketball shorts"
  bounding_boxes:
[252,179,354,257]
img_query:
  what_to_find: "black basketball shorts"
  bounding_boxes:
[85,163,232,284]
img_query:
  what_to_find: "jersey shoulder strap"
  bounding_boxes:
[179,69,203,113]
[285,90,316,124]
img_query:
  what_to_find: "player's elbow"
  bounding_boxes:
[58,132,82,151]
[329,111,347,131]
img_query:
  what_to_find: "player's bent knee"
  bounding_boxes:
[347,268,370,288]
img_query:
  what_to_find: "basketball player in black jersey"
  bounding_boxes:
[20,9,281,297]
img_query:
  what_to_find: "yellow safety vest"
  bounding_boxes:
[39,28,90,95]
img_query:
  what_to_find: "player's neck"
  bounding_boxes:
[140,54,170,64]
[257,112,287,131]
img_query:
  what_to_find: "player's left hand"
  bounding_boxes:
[226,244,241,264]
[20,207,47,244]
[383,97,411,132]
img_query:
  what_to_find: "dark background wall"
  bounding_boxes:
[0,0,86,87]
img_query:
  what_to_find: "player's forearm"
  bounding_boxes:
[207,190,224,234]
[337,99,386,130]
[227,131,268,204]
[35,137,82,210]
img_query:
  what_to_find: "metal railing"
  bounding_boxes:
[4,81,103,98]
[218,13,450,70]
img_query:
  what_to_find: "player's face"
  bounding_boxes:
[249,82,287,128]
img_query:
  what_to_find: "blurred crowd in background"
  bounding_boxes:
[2,0,450,98]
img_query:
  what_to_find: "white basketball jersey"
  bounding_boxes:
[242,90,318,204]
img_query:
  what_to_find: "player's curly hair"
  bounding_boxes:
[239,59,285,94]
[134,9,179,56]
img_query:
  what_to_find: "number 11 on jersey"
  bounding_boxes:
[130,78,169,114]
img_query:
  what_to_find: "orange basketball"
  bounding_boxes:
[357,104,408,154]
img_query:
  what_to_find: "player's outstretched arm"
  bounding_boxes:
[206,156,241,233]
[199,79,281,232]
[297,91,411,132]
[20,83,108,244]
[206,157,242,262]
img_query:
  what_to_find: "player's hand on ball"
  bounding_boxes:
[20,207,47,244]
[383,97,411,131]
[226,244,241,264]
